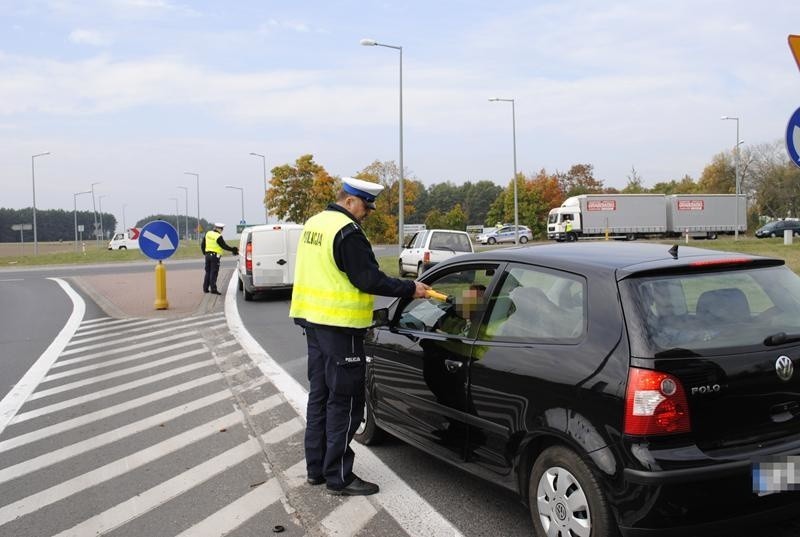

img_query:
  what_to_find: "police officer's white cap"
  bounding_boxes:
[342,177,384,209]
[214,222,225,228]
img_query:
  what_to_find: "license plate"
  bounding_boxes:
[752,456,800,495]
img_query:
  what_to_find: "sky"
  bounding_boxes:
[2,0,800,237]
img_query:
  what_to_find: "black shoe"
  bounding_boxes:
[327,476,379,496]
[203,289,209,293]
[307,476,325,486]
[210,290,222,295]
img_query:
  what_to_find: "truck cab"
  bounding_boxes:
[108,228,141,250]
[547,207,580,241]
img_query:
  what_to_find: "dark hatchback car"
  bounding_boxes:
[356,243,800,536]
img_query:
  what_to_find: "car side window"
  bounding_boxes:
[396,265,498,337]
[480,265,586,342]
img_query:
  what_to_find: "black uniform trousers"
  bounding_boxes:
[203,252,221,292]
[303,324,366,490]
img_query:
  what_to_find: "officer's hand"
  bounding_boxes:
[232,247,239,256]
[413,281,431,298]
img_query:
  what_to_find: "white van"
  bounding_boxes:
[237,224,303,300]
[108,228,141,250]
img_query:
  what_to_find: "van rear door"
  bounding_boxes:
[251,225,302,288]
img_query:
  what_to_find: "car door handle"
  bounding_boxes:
[277,259,287,265]
[444,359,463,373]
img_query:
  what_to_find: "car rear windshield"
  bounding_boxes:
[621,265,800,356]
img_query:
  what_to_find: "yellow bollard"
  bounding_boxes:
[154,260,169,310]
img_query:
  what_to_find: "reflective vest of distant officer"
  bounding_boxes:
[201,223,238,294]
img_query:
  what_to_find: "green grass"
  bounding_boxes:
[0,241,203,267]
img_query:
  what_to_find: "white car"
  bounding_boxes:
[398,229,474,277]
[476,225,533,245]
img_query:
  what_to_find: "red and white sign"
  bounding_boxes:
[586,200,616,211]
[129,227,140,239]
[677,200,704,211]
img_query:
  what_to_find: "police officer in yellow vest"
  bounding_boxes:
[290,177,429,496]
[201,222,238,295]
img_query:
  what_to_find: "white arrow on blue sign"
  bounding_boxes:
[138,220,179,260]
[786,106,800,169]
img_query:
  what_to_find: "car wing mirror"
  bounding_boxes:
[371,307,390,327]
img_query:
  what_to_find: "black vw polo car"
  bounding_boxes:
[356,243,800,536]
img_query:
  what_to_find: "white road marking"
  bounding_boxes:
[172,477,284,537]
[44,339,201,381]
[59,315,222,356]
[0,389,231,484]
[260,417,304,444]
[247,393,284,415]
[51,332,200,369]
[14,358,214,421]
[52,439,265,537]
[321,496,378,536]
[0,372,223,452]
[223,274,466,537]
[30,347,207,399]
[0,278,84,437]
[0,411,243,526]
[68,316,161,339]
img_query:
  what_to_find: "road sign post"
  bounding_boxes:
[138,220,180,310]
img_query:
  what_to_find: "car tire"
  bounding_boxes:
[244,287,254,301]
[354,398,385,445]
[488,237,497,245]
[529,445,617,537]
[770,232,777,238]
[238,277,244,291]
[119,246,127,250]
[520,236,529,244]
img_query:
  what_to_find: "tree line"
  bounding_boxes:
[264,140,800,243]
[0,208,116,243]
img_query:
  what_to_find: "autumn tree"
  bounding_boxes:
[622,167,646,193]
[650,175,700,194]
[356,160,420,244]
[697,153,736,194]
[557,164,605,197]
[266,154,337,224]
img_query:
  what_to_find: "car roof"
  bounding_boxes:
[440,242,781,279]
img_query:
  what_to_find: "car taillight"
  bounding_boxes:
[624,367,690,436]
[245,242,253,272]
[423,251,430,263]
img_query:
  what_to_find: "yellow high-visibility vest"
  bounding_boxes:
[204,230,224,255]
[290,211,374,328]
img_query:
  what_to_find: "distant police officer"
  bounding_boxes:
[201,222,238,294]
[290,177,429,496]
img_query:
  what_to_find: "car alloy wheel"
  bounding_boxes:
[529,446,616,537]
[488,237,497,245]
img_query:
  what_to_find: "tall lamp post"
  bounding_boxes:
[98,194,108,241]
[122,204,127,232]
[489,98,519,244]
[177,186,189,240]
[721,115,741,240]
[225,185,245,224]
[250,152,268,223]
[361,37,405,253]
[31,152,51,255]
[73,190,91,253]
[169,197,180,234]
[90,181,102,247]
[184,172,200,239]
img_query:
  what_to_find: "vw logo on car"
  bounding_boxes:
[776,355,794,381]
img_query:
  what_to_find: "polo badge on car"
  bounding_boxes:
[776,355,794,382]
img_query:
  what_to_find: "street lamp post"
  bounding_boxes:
[31,152,50,256]
[98,194,108,241]
[721,116,741,240]
[250,152,268,223]
[73,190,92,253]
[225,185,245,225]
[169,197,180,234]
[361,38,405,253]
[122,204,127,232]
[90,181,102,247]
[177,186,189,240]
[489,98,519,244]
[184,172,200,240]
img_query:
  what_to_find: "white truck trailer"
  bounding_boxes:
[547,194,745,241]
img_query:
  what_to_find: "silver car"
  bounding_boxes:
[476,225,533,244]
